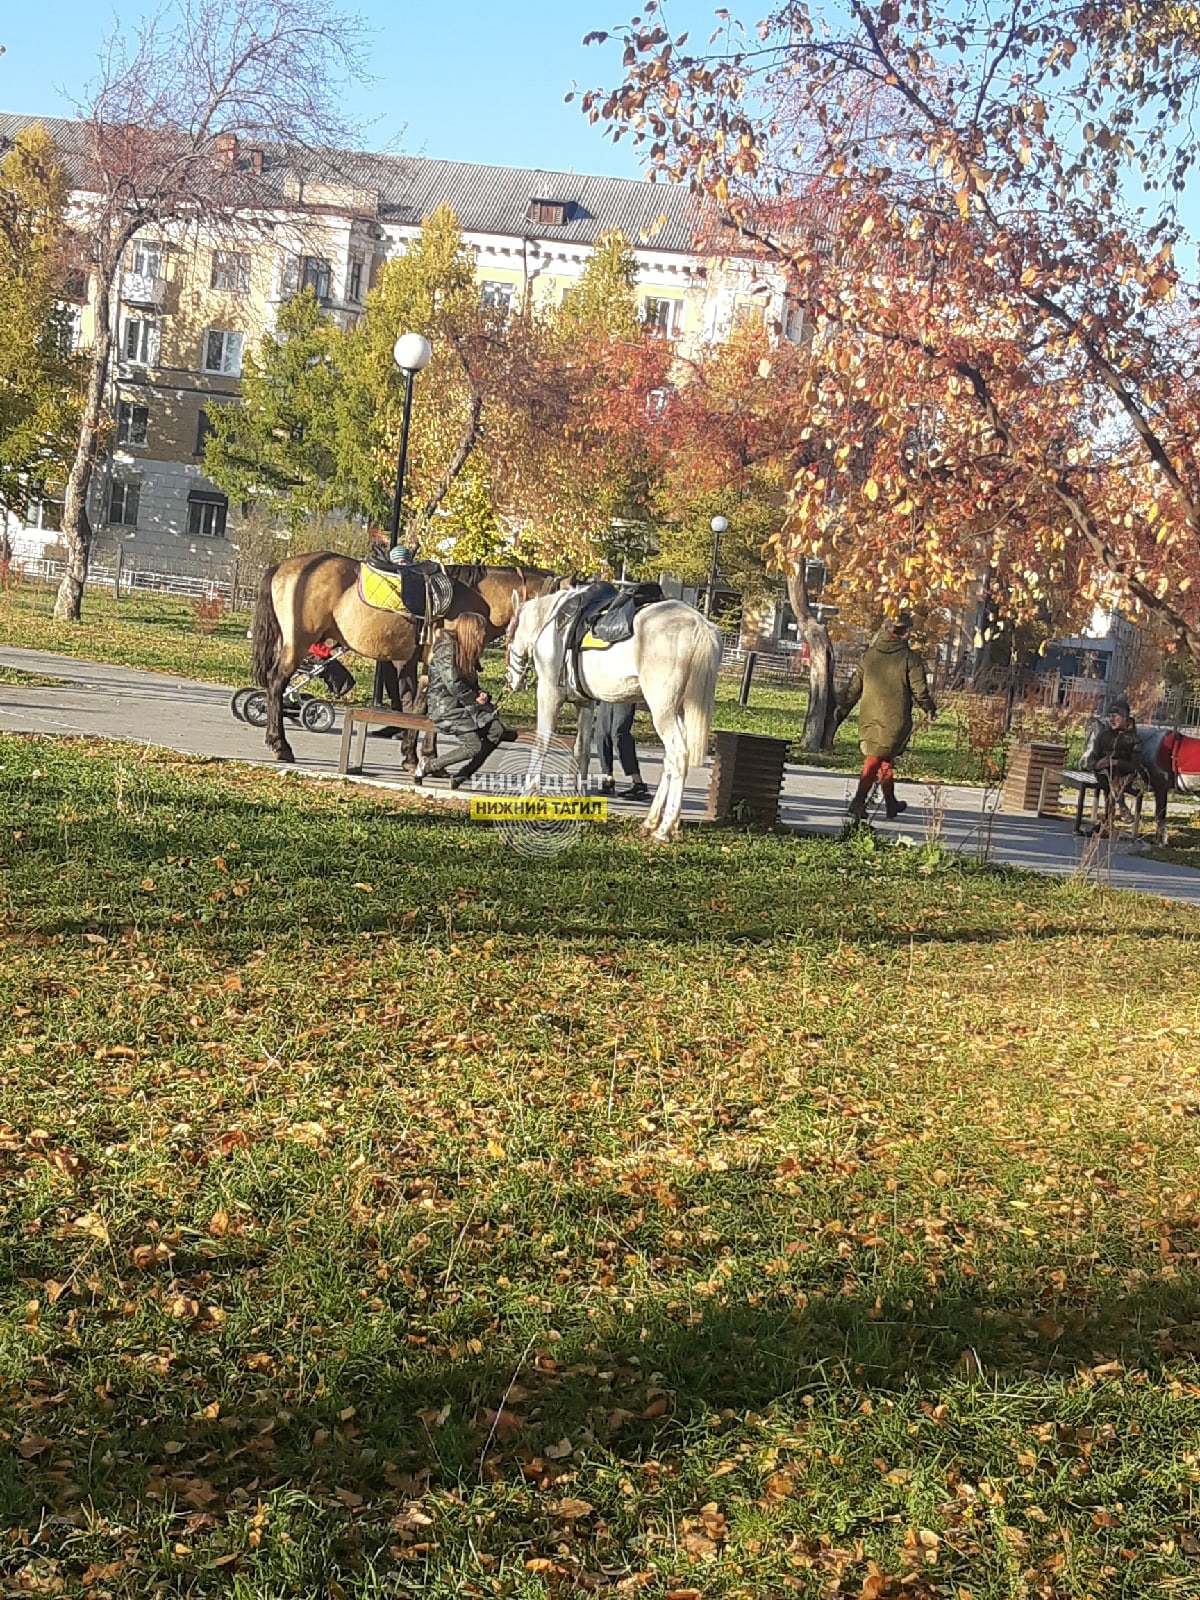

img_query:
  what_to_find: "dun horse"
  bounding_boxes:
[250,552,558,762]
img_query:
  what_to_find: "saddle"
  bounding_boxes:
[554,581,664,700]
[358,559,456,622]
[1158,729,1200,781]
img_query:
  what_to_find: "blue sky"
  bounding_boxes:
[0,0,719,178]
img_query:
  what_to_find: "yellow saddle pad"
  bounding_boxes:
[579,630,614,651]
[358,565,412,615]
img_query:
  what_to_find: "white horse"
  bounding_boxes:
[505,589,722,843]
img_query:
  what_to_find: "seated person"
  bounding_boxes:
[1093,697,1141,822]
[415,615,516,789]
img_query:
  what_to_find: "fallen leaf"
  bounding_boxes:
[550,1498,593,1520]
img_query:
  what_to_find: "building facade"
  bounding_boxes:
[1,114,791,574]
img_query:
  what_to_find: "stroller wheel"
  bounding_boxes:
[300,698,337,734]
[242,691,269,727]
[230,687,256,722]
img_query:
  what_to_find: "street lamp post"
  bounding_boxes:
[705,514,728,619]
[373,332,433,707]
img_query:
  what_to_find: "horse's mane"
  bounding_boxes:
[444,562,559,588]
[443,563,489,589]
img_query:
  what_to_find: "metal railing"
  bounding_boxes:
[3,545,256,609]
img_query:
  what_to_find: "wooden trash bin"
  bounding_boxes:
[1002,740,1068,816]
[706,730,790,825]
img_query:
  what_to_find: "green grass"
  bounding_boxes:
[0,665,68,687]
[2,581,256,686]
[4,733,1200,1598]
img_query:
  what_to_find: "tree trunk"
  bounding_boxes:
[54,268,116,621]
[787,565,837,751]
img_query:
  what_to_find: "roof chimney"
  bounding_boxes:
[215,132,239,168]
[248,147,264,175]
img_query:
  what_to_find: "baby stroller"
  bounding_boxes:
[232,643,356,733]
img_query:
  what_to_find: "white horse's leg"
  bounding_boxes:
[527,678,563,792]
[654,715,689,841]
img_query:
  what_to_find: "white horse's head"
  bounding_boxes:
[507,588,575,690]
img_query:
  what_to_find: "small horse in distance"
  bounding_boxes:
[1080,714,1200,845]
[250,552,560,763]
[505,588,722,843]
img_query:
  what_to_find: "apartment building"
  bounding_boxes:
[0,113,792,572]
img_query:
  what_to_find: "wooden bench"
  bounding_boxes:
[338,707,437,776]
[337,706,537,777]
[1061,767,1146,839]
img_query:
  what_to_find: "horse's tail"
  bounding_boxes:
[682,615,722,766]
[251,564,282,688]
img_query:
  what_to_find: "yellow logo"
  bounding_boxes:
[469,796,608,822]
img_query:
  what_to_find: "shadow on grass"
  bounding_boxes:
[2,1253,1199,1537]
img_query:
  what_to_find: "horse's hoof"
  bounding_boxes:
[273,744,296,764]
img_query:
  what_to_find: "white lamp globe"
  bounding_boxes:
[393,333,433,373]
[710,514,730,535]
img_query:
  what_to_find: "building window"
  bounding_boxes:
[123,317,161,365]
[733,301,765,332]
[211,250,251,292]
[187,493,228,539]
[27,498,63,532]
[64,268,89,303]
[526,199,568,226]
[784,303,806,343]
[282,254,332,301]
[645,386,672,420]
[480,280,514,313]
[203,329,244,376]
[117,401,149,446]
[107,480,140,527]
[50,303,82,357]
[195,410,216,457]
[348,257,364,302]
[641,296,683,338]
[131,242,163,279]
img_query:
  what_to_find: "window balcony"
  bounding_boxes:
[122,271,169,309]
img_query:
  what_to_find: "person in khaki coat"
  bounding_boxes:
[837,614,937,821]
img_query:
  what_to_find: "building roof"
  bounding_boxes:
[0,110,705,255]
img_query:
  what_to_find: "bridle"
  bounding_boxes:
[505,588,571,688]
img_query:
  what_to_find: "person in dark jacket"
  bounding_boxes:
[415,614,514,788]
[1093,697,1141,823]
[836,613,937,822]
[594,701,650,800]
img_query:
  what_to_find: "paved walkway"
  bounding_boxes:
[3,644,1199,905]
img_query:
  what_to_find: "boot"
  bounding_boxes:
[847,794,869,823]
[885,798,908,819]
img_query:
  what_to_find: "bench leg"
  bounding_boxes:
[338,711,356,775]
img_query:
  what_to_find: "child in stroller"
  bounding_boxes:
[233,641,356,732]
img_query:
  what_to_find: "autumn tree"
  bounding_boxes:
[51,0,366,621]
[653,320,846,745]
[583,1,1200,666]
[0,124,82,541]
[337,209,669,570]
[203,289,342,525]
[335,202,500,546]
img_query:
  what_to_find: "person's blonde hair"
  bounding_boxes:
[451,612,487,683]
